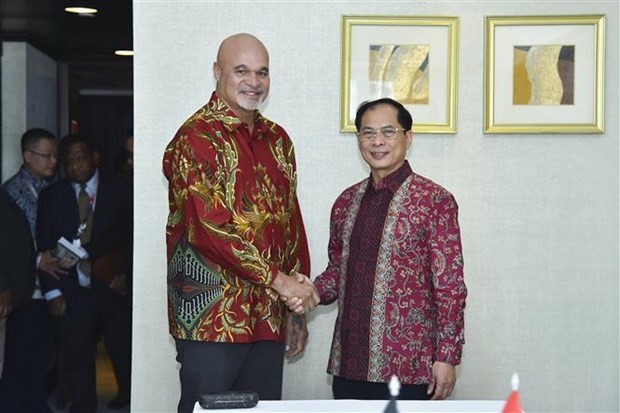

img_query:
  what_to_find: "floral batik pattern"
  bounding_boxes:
[163,93,310,343]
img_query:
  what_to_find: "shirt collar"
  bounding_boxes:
[18,165,49,192]
[73,169,99,193]
[368,161,413,193]
[210,92,268,137]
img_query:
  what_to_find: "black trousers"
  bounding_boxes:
[175,339,285,413]
[57,286,131,413]
[333,375,432,400]
[0,299,52,413]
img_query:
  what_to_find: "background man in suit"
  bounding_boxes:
[0,128,65,412]
[37,134,132,412]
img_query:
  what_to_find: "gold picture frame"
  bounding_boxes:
[484,15,605,134]
[340,15,459,134]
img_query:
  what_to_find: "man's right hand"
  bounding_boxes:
[282,274,319,314]
[47,296,66,318]
[38,250,70,279]
[272,271,319,314]
[109,273,127,295]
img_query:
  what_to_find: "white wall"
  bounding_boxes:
[1,42,58,180]
[132,1,619,412]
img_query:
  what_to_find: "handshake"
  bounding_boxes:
[272,270,319,315]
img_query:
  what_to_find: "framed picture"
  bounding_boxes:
[340,15,459,134]
[484,15,606,134]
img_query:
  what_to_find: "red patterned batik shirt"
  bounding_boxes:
[314,161,466,384]
[163,92,310,343]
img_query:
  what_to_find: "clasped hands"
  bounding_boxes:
[272,271,319,314]
[38,250,72,279]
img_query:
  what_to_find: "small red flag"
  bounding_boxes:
[502,373,524,413]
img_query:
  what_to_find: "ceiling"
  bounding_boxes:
[1,0,133,93]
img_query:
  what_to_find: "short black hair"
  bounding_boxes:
[59,134,98,160]
[20,128,56,153]
[354,98,413,132]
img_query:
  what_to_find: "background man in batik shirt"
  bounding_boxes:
[163,33,318,413]
[312,98,467,401]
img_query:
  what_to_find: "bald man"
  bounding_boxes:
[163,33,318,412]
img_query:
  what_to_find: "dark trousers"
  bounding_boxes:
[175,339,285,413]
[57,286,131,413]
[0,299,53,413]
[333,375,432,400]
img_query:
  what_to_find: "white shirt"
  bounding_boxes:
[44,170,99,300]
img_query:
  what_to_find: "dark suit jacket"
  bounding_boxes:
[36,175,131,304]
[0,188,35,309]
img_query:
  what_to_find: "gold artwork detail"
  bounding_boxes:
[526,45,563,105]
[513,45,574,106]
[369,44,429,104]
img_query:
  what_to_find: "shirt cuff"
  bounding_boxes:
[436,341,462,366]
[44,289,62,301]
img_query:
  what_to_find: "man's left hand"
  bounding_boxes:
[285,311,308,358]
[427,361,456,400]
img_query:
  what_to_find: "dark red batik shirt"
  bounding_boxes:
[314,161,466,384]
[163,92,310,343]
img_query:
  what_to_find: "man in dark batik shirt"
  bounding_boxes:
[292,98,467,401]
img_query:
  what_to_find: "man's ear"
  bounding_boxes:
[23,151,33,164]
[94,151,101,166]
[213,62,221,81]
[406,130,414,149]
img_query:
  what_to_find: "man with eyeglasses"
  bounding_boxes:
[296,98,467,401]
[0,128,67,412]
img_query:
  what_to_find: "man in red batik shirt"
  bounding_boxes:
[163,33,319,413]
[292,98,467,401]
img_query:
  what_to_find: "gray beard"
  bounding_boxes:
[239,99,263,111]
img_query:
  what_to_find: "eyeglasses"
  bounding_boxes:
[27,149,59,160]
[357,126,407,141]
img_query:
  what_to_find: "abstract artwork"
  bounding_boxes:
[340,15,459,134]
[512,45,574,105]
[484,15,605,134]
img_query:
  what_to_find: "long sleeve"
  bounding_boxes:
[429,192,467,365]
[35,185,61,294]
[314,200,346,305]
